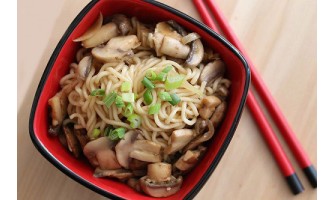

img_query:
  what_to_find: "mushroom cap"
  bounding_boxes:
[83,137,121,170]
[198,60,225,84]
[77,55,92,79]
[115,130,139,169]
[139,175,183,198]
[185,39,204,68]
[164,129,194,155]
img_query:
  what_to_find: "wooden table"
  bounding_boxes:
[18,0,316,199]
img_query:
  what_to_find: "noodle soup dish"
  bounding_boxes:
[29,0,250,199]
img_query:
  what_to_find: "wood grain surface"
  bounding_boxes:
[17,0,316,199]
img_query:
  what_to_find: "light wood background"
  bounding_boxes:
[18,0,316,199]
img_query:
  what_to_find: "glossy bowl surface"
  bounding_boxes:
[29,0,250,199]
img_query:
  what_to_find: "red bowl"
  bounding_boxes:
[29,0,250,199]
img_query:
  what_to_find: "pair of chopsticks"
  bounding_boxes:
[192,0,317,195]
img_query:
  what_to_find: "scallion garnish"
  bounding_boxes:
[91,128,101,139]
[115,95,125,108]
[122,93,135,103]
[156,72,167,81]
[148,103,161,115]
[108,127,126,140]
[169,93,181,106]
[142,77,155,89]
[127,114,141,128]
[91,89,105,96]
[145,70,157,81]
[123,103,134,117]
[121,81,131,92]
[143,89,153,105]
[104,126,113,136]
[103,92,117,108]
[159,91,172,101]
[165,74,185,90]
[162,65,173,73]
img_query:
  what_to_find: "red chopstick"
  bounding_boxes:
[204,0,317,189]
[192,0,308,194]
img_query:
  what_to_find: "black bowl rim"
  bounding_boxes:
[29,0,250,199]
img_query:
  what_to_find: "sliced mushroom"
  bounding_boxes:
[76,55,92,79]
[127,178,142,192]
[185,39,204,68]
[136,21,154,48]
[112,14,132,35]
[164,129,195,155]
[184,120,215,152]
[73,128,89,149]
[73,12,103,42]
[147,162,172,182]
[174,146,207,172]
[139,163,183,197]
[83,137,121,170]
[82,22,119,48]
[210,102,227,128]
[48,91,68,127]
[159,36,190,59]
[199,95,222,120]
[63,125,81,158]
[194,118,207,135]
[166,20,187,36]
[155,22,183,40]
[94,167,133,180]
[198,60,225,84]
[48,124,61,137]
[152,22,183,56]
[92,35,140,62]
[115,130,139,169]
[129,140,162,163]
[129,158,148,171]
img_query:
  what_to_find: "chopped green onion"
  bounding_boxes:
[91,128,101,139]
[148,103,161,115]
[121,81,131,92]
[165,74,185,90]
[103,92,117,108]
[169,93,181,106]
[108,127,126,140]
[156,72,167,81]
[104,126,113,136]
[159,91,172,101]
[162,65,173,73]
[143,89,153,105]
[122,93,135,103]
[115,95,125,108]
[127,114,141,128]
[123,103,134,117]
[145,70,157,80]
[91,89,105,96]
[142,77,155,89]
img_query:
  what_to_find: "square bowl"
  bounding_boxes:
[29,0,250,199]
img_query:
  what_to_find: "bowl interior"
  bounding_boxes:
[30,0,249,199]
